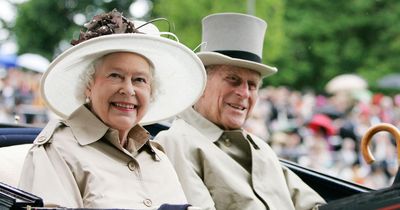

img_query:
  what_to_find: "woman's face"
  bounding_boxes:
[85,52,152,134]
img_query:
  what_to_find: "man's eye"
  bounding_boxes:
[226,76,239,83]
[249,84,257,90]
[226,76,241,86]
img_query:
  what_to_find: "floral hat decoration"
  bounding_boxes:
[41,10,206,125]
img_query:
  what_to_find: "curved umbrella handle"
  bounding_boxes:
[361,123,400,164]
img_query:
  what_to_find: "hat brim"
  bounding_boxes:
[41,34,206,125]
[197,51,277,77]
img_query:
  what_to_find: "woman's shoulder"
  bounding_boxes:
[33,119,74,146]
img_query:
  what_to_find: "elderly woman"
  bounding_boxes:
[18,10,206,209]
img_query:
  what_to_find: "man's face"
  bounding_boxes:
[194,65,261,130]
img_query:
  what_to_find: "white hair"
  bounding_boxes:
[75,53,158,104]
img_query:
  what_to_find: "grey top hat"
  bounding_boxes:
[197,13,278,78]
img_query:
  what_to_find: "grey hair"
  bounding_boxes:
[75,53,158,104]
[205,65,220,76]
[75,59,98,104]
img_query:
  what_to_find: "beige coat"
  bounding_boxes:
[18,105,187,209]
[155,108,325,210]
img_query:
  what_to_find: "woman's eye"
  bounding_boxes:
[133,77,147,83]
[109,73,122,79]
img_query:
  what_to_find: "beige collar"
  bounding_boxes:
[178,107,259,149]
[178,107,244,143]
[66,105,150,148]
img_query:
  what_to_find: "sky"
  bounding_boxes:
[0,0,50,71]
[0,1,16,23]
[0,0,152,70]
[0,0,152,55]
[0,0,21,55]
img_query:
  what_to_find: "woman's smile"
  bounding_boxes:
[111,101,137,112]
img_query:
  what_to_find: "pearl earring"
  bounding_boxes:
[85,97,90,104]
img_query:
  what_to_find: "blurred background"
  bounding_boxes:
[1,0,400,191]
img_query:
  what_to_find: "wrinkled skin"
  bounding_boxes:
[85,52,152,143]
[194,65,261,130]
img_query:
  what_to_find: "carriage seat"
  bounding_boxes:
[0,127,41,187]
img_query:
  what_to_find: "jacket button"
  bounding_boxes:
[224,138,231,147]
[127,160,137,171]
[143,198,152,207]
[37,136,47,143]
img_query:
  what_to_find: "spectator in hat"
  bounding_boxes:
[18,10,206,208]
[155,13,325,210]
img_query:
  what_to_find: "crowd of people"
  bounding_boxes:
[1,68,399,192]
[245,86,400,189]
[0,68,48,126]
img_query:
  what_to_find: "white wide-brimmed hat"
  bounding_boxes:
[197,13,277,78]
[41,20,206,125]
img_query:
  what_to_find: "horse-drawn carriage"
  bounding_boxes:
[0,123,399,209]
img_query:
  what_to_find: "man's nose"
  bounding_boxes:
[235,83,250,98]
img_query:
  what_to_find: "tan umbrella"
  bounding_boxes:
[325,74,367,94]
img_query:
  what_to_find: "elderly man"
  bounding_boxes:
[154,13,325,210]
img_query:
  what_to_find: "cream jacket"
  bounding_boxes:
[155,108,325,210]
[18,105,186,209]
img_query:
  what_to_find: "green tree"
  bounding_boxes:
[152,0,285,86]
[14,0,133,59]
[274,0,400,92]
[12,0,400,92]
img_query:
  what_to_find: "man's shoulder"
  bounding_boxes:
[163,118,197,134]
[154,118,200,144]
